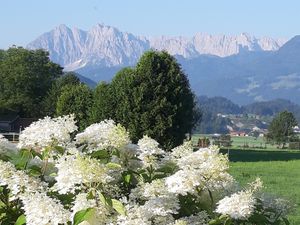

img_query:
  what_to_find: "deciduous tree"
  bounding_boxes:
[267,111,298,148]
[0,47,62,117]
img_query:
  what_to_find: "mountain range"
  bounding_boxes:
[27,24,300,104]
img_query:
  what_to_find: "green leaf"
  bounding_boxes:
[112,199,126,215]
[208,219,220,225]
[54,146,65,155]
[0,154,11,162]
[11,149,32,169]
[90,150,110,159]
[123,173,131,184]
[73,208,95,225]
[224,218,232,225]
[106,162,122,169]
[27,165,42,176]
[15,214,26,225]
[98,192,112,207]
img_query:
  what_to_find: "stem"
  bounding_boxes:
[41,158,49,176]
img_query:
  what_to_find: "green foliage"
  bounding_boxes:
[267,111,298,148]
[243,99,300,122]
[89,81,113,123]
[56,84,92,130]
[195,111,231,134]
[198,96,242,115]
[42,72,81,116]
[0,186,23,224]
[0,47,63,117]
[117,51,197,149]
[195,96,240,134]
[109,68,136,130]
[73,208,95,225]
[89,51,198,150]
[131,51,197,150]
[15,214,26,225]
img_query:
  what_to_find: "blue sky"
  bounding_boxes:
[1,0,299,48]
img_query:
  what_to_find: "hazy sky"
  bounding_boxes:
[1,0,299,48]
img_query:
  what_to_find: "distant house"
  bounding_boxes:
[0,110,36,133]
[230,131,246,137]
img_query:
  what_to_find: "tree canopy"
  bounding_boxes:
[0,47,63,117]
[130,51,198,149]
[89,81,113,124]
[90,51,197,149]
[43,72,81,116]
[56,84,93,130]
[267,111,298,148]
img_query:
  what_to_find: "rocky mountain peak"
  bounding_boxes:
[28,23,286,69]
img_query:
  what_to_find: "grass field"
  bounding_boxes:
[227,149,300,224]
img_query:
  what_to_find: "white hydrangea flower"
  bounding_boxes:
[0,160,70,224]
[143,179,169,198]
[248,177,263,192]
[166,147,234,195]
[216,190,256,220]
[20,192,71,225]
[18,115,77,151]
[165,169,199,196]
[152,215,175,225]
[170,141,193,160]
[141,195,180,217]
[174,211,209,225]
[261,194,292,218]
[117,204,151,225]
[0,134,18,155]
[119,195,178,224]
[54,154,111,194]
[128,179,179,220]
[75,120,130,152]
[0,160,47,198]
[137,135,165,167]
[71,192,108,224]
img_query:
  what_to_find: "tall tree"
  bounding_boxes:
[267,111,298,148]
[56,84,92,130]
[130,51,198,149]
[0,47,62,117]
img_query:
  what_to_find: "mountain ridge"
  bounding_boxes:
[27,23,300,105]
[27,24,287,70]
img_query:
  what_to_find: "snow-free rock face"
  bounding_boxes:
[27,24,286,70]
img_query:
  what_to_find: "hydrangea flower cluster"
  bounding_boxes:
[75,120,130,152]
[0,116,291,225]
[54,153,111,194]
[18,114,77,151]
[21,192,71,225]
[0,134,18,154]
[137,135,165,168]
[166,147,234,195]
[0,160,71,224]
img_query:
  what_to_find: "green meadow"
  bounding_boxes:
[226,149,300,224]
[193,135,300,224]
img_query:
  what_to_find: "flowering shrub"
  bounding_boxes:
[0,115,291,225]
